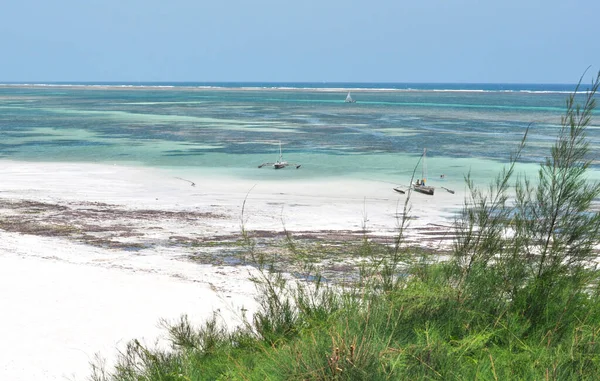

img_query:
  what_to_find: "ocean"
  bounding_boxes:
[1,82,599,190]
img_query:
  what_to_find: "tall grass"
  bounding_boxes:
[90,73,600,380]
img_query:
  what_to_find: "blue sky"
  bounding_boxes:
[1,0,598,83]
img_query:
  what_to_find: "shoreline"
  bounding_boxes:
[0,160,463,245]
[0,160,463,380]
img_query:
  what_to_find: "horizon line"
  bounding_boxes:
[0,80,582,86]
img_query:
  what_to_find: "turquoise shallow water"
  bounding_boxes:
[1,83,599,189]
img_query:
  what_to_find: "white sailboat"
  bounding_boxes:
[345,91,356,103]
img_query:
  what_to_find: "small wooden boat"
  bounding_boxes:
[394,148,438,195]
[258,141,301,169]
[412,182,435,195]
[412,148,434,195]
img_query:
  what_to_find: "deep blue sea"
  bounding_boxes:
[1,82,598,188]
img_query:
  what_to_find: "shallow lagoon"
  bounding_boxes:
[1,83,598,189]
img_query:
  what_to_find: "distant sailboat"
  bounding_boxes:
[345,91,356,103]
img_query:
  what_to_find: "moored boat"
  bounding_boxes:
[412,148,434,195]
[258,141,301,169]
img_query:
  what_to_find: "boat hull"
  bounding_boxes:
[413,185,435,195]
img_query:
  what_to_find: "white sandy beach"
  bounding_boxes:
[0,160,463,380]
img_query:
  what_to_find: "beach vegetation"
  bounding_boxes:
[90,72,600,380]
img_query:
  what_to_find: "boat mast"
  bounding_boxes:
[278,141,283,162]
[422,148,427,183]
